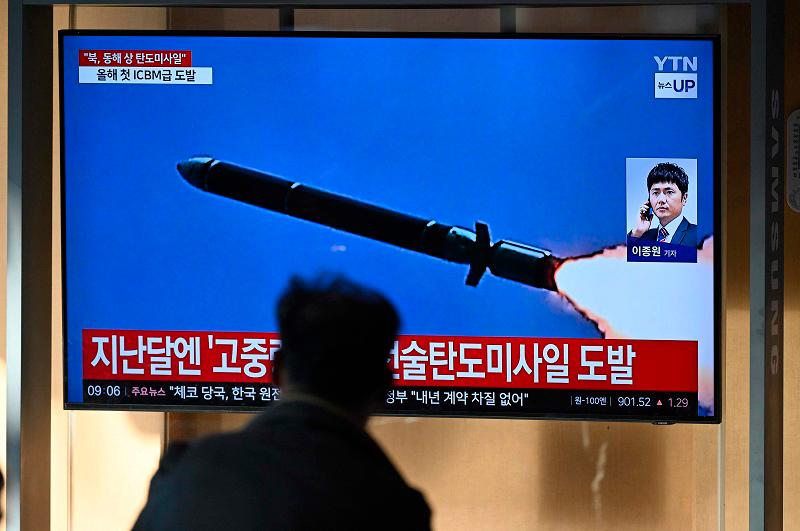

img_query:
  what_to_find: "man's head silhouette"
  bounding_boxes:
[133,277,432,531]
[272,275,399,424]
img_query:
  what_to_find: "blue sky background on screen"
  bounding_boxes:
[61,35,715,407]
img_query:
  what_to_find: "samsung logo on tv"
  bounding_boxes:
[653,56,698,99]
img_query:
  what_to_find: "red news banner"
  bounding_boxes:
[78,50,192,67]
[83,330,698,392]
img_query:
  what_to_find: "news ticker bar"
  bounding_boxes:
[81,380,698,418]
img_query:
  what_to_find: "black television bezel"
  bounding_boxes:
[59,30,722,424]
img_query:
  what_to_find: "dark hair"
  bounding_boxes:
[274,275,399,409]
[647,162,689,196]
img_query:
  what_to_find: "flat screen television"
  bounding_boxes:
[60,31,720,423]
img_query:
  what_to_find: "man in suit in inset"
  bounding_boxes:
[629,162,697,247]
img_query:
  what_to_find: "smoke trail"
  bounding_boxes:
[554,238,715,411]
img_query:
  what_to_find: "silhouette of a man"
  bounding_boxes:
[134,276,431,531]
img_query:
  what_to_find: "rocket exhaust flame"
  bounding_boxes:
[555,246,629,339]
[555,237,715,411]
[555,237,714,339]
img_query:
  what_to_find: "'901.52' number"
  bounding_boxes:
[618,396,651,407]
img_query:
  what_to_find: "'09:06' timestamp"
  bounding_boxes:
[86,384,121,397]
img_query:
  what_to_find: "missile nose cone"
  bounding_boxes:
[177,156,215,190]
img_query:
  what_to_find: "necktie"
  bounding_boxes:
[658,227,669,243]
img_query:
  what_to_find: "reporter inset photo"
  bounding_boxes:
[626,158,698,263]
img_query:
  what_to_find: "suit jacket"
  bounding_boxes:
[133,400,431,531]
[639,217,697,247]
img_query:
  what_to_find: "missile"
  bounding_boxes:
[178,156,561,291]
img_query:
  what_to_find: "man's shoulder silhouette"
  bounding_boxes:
[134,276,431,531]
[135,400,430,531]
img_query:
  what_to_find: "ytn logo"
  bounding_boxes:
[653,56,698,99]
[653,56,698,72]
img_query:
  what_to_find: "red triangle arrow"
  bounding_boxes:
[657,400,663,406]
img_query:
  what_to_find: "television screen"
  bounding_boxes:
[61,31,719,422]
